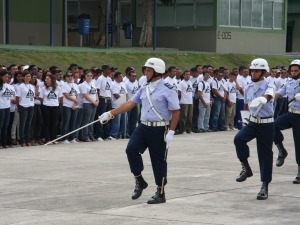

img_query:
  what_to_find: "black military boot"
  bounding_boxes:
[257,182,268,200]
[131,175,148,200]
[293,165,300,184]
[275,143,288,167]
[236,160,253,182]
[147,187,166,204]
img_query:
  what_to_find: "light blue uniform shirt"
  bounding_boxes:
[277,78,300,111]
[244,80,274,118]
[131,79,180,122]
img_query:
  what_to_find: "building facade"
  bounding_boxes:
[0,0,299,54]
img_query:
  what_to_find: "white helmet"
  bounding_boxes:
[249,58,270,73]
[290,59,300,66]
[144,58,165,74]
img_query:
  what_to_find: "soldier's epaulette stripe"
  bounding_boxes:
[164,83,174,89]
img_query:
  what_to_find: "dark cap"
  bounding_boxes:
[102,64,111,70]
[125,66,134,74]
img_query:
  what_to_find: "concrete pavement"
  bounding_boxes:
[0,129,299,225]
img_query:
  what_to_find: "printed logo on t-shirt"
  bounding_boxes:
[204,85,211,94]
[69,88,77,96]
[89,87,97,95]
[47,90,57,99]
[2,88,12,100]
[192,81,198,89]
[120,87,126,95]
[186,84,193,93]
[26,89,35,101]
[132,86,138,94]
[230,86,236,93]
[105,82,110,90]
[164,83,177,90]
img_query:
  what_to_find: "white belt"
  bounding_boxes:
[289,108,300,114]
[249,116,274,124]
[141,121,169,127]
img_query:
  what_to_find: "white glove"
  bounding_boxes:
[99,111,113,123]
[295,93,300,101]
[249,96,267,108]
[165,130,175,149]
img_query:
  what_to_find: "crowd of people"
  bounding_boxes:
[0,61,292,149]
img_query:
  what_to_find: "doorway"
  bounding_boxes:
[117,0,132,47]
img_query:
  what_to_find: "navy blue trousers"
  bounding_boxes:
[274,112,300,165]
[126,124,168,186]
[234,122,274,183]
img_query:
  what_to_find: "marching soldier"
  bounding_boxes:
[99,58,180,204]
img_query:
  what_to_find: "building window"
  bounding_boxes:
[220,0,285,29]
[136,0,214,27]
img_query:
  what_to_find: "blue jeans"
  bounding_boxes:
[274,112,300,165]
[127,105,138,136]
[192,98,199,130]
[211,97,225,130]
[0,108,10,146]
[235,98,244,129]
[18,106,34,144]
[95,98,111,139]
[110,112,128,138]
[82,103,96,140]
[234,122,274,183]
[74,108,84,140]
[198,101,211,130]
[62,106,78,141]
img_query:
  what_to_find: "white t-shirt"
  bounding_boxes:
[7,84,16,112]
[56,80,65,87]
[81,81,97,104]
[236,76,251,99]
[178,80,193,104]
[212,78,225,98]
[40,86,62,107]
[111,81,127,108]
[227,81,237,103]
[0,83,14,109]
[198,80,211,104]
[138,75,147,87]
[16,83,35,107]
[123,76,129,83]
[77,83,84,109]
[96,75,112,97]
[62,82,80,108]
[125,80,139,99]
[189,77,198,97]
[164,77,177,91]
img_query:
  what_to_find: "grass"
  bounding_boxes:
[0,45,296,75]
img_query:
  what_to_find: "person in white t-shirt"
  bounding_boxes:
[211,69,227,131]
[197,71,212,132]
[274,68,288,118]
[95,64,112,140]
[190,67,200,133]
[0,70,15,148]
[164,66,177,91]
[110,72,128,139]
[176,70,193,134]
[224,72,239,131]
[125,70,139,136]
[16,71,35,147]
[61,71,80,144]
[39,74,63,144]
[81,71,99,142]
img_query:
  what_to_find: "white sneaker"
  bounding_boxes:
[232,128,238,131]
[226,128,231,131]
[107,136,116,141]
[97,137,104,141]
[70,139,78,143]
[62,140,70,144]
